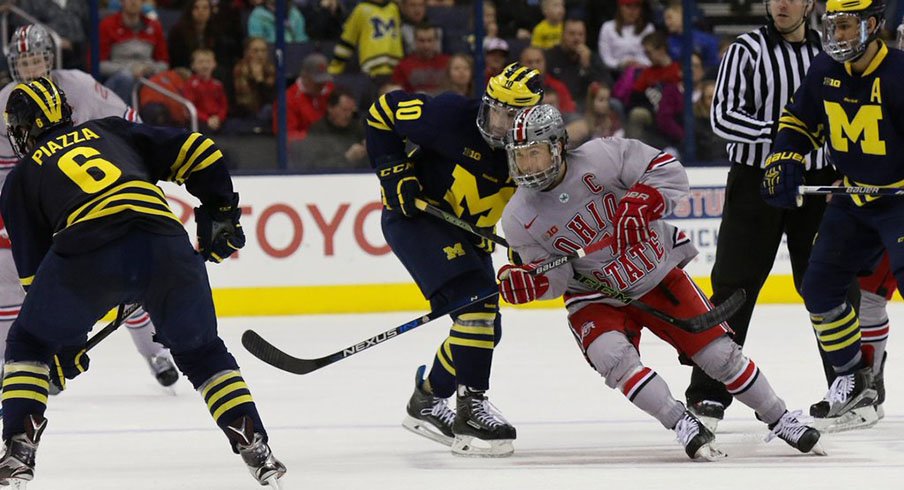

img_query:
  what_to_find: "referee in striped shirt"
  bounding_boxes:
[684,0,841,429]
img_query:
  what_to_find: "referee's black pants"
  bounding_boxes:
[685,163,848,409]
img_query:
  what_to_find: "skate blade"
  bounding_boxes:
[876,404,885,421]
[809,441,828,456]
[402,416,453,447]
[4,478,30,489]
[451,435,514,458]
[811,406,879,433]
[693,443,727,462]
[263,474,282,489]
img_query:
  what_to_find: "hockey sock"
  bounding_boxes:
[124,307,167,358]
[1,361,50,441]
[427,337,457,398]
[811,303,863,374]
[446,312,497,391]
[724,360,786,425]
[0,303,18,360]
[620,367,686,429]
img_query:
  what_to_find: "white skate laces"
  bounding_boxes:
[674,413,701,446]
[427,398,455,427]
[826,374,855,405]
[468,397,510,428]
[766,410,811,444]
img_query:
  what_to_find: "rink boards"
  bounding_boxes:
[159,167,804,316]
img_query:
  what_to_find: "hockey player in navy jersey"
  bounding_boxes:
[0,78,285,488]
[762,0,900,423]
[366,63,543,457]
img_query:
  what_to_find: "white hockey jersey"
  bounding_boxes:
[0,69,139,172]
[501,137,697,314]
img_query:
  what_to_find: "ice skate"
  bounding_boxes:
[673,410,725,461]
[0,415,47,489]
[401,365,455,446]
[226,416,286,488]
[688,400,724,433]
[765,410,826,455]
[809,367,878,432]
[147,351,179,390]
[451,385,516,458]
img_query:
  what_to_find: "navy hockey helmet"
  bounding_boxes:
[5,77,73,159]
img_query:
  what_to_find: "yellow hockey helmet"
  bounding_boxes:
[477,63,544,148]
[5,76,73,158]
[823,0,886,62]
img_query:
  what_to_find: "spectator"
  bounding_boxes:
[232,37,276,122]
[585,0,618,49]
[297,89,369,170]
[483,37,509,82]
[329,0,403,81]
[13,0,89,69]
[625,31,679,150]
[247,0,308,42]
[400,0,443,54]
[545,18,612,110]
[168,0,217,70]
[519,45,576,114]
[279,53,335,141]
[597,0,655,74]
[441,53,474,96]
[663,2,720,69]
[100,0,170,103]
[565,81,624,147]
[301,0,347,40]
[632,31,680,97]
[531,0,565,49]
[482,0,500,38]
[694,79,728,162]
[138,67,192,127]
[106,0,158,18]
[392,25,450,95]
[181,48,228,132]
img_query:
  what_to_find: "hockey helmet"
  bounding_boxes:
[505,104,568,191]
[5,77,73,159]
[823,0,886,62]
[897,16,904,50]
[763,0,815,35]
[6,24,55,84]
[477,62,544,148]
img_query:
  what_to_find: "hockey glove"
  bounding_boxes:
[376,157,421,217]
[760,151,805,209]
[49,346,90,392]
[614,182,665,254]
[497,263,550,305]
[471,227,497,255]
[195,192,246,263]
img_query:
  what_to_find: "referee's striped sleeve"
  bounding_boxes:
[711,40,774,143]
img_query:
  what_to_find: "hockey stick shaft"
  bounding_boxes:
[86,303,140,351]
[242,287,499,375]
[416,199,743,332]
[798,185,904,197]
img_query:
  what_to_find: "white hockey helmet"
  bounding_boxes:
[505,104,568,191]
[6,24,55,83]
[897,16,904,50]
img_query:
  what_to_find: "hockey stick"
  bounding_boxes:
[798,185,904,197]
[241,232,616,374]
[86,304,140,351]
[415,199,745,333]
[241,287,499,375]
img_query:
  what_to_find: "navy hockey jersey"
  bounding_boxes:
[365,91,514,228]
[774,42,904,204]
[0,117,235,288]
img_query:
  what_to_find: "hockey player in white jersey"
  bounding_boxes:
[497,104,824,459]
[0,24,178,391]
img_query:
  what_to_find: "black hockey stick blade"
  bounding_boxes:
[242,288,500,375]
[681,288,746,333]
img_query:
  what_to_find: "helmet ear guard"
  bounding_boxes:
[4,77,73,158]
[477,63,544,148]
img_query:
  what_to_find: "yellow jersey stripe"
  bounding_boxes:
[171,133,203,179]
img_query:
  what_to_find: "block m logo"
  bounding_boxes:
[443,243,465,260]
[824,102,886,156]
[370,17,397,39]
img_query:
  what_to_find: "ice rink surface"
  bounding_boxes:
[21,304,904,489]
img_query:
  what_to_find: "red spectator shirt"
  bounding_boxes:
[99,12,169,63]
[277,80,335,140]
[182,75,228,124]
[391,54,451,94]
[632,62,681,93]
[542,73,576,114]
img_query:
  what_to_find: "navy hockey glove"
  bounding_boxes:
[195,192,246,263]
[376,157,421,217]
[49,346,90,392]
[471,228,497,254]
[497,263,550,304]
[761,151,804,209]
[614,183,665,255]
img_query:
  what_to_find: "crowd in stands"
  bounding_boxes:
[4,0,902,171]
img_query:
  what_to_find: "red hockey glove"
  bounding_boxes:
[614,182,665,254]
[497,263,550,304]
